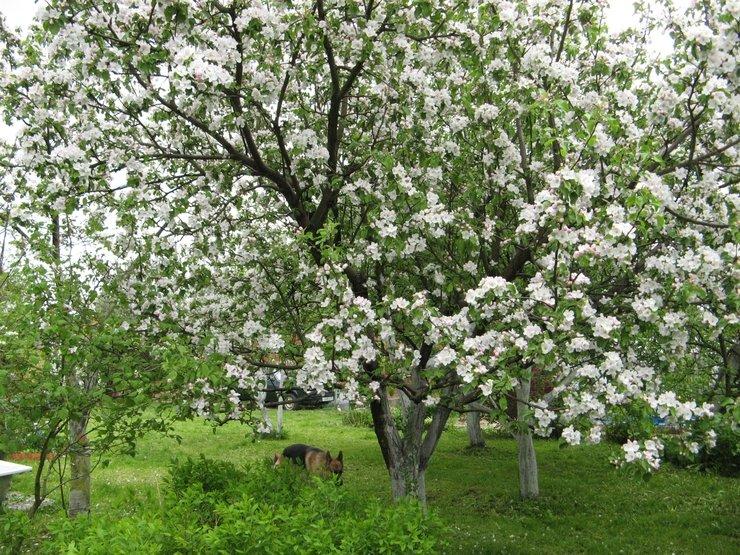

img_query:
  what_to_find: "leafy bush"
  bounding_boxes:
[341,408,374,428]
[45,457,446,554]
[45,515,165,555]
[605,399,740,477]
[167,455,245,498]
[663,407,740,477]
[341,405,450,433]
[0,510,31,554]
[604,406,654,445]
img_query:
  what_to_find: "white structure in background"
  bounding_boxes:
[0,460,31,507]
[258,371,285,436]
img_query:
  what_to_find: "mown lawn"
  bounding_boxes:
[7,408,739,554]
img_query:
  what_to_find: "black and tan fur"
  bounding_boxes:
[273,443,343,480]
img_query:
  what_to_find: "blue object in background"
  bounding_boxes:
[652,416,667,427]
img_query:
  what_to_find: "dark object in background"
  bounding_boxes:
[241,374,334,410]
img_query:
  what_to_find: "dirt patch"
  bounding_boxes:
[9,452,56,462]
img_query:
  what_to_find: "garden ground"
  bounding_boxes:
[7,408,739,554]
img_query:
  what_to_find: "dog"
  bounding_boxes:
[273,443,343,482]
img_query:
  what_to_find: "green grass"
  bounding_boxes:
[7,408,739,554]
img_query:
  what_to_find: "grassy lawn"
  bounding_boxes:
[8,408,739,554]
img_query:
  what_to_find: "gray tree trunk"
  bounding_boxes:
[388,448,421,500]
[466,411,485,447]
[259,390,273,434]
[52,213,91,517]
[369,370,451,510]
[275,373,284,435]
[514,379,539,499]
[67,415,91,517]
[276,401,284,435]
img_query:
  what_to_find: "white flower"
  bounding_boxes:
[479,379,494,397]
[541,338,555,354]
[623,439,642,462]
[474,103,499,122]
[534,408,555,432]
[591,315,620,339]
[643,438,663,469]
[435,347,457,366]
[449,115,469,133]
[562,426,582,445]
[706,430,717,449]
[588,426,602,444]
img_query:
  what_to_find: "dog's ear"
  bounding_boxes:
[337,451,343,462]
[325,451,331,461]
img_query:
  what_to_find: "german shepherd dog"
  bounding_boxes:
[273,443,343,482]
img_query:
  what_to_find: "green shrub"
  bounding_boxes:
[341,408,374,428]
[341,406,448,432]
[346,498,443,553]
[604,406,654,445]
[44,515,165,555]
[45,458,446,554]
[167,454,245,497]
[0,510,31,555]
[663,411,740,477]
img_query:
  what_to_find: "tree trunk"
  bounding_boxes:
[466,411,485,448]
[388,449,421,500]
[514,379,539,499]
[369,381,451,510]
[52,213,92,517]
[276,401,284,435]
[275,373,284,435]
[260,397,272,435]
[28,421,61,517]
[67,417,91,517]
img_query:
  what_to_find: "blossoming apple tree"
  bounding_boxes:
[5,0,736,504]
[0,14,258,517]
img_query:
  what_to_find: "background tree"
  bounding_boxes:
[0,21,236,516]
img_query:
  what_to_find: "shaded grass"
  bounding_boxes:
[7,409,739,554]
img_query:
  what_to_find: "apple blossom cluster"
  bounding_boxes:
[620,438,664,471]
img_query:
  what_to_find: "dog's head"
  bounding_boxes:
[273,452,283,467]
[325,451,343,476]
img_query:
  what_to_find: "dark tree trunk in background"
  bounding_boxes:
[466,411,485,448]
